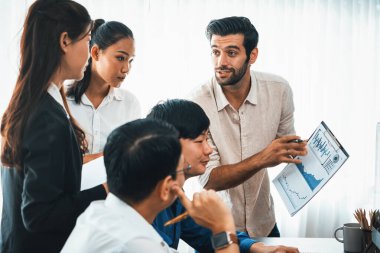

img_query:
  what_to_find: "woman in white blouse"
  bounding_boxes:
[66,19,141,163]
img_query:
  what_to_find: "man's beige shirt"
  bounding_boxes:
[191,70,295,237]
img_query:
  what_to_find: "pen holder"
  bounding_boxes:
[362,229,380,253]
[362,229,372,251]
[370,229,380,253]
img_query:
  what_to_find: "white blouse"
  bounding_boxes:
[67,87,141,154]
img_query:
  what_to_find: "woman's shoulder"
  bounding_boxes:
[114,88,140,105]
[114,88,137,98]
[24,95,69,136]
[32,94,65,116]
[112,88,141,118]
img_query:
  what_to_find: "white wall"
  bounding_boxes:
[1,0,380,240]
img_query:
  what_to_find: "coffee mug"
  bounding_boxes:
[334,223,362,252]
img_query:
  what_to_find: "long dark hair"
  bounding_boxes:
[1,0,92,169]
[66,19,134,103]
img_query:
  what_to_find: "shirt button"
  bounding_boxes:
[160,241,165,247]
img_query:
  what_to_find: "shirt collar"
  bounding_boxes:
[104,193,150,224]
[104,193,131,211]
[213,77,230,112]
[246,72,258,105]
[108,87,123,101]
[212,71,258,111]
[47,83,69,118]
[105,193,164,241]
[68,86,124,107]
[96,87,123,106]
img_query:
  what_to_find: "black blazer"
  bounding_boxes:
[1,94,107,253]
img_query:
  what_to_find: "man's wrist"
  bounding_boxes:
[248,153,265,170]
[210,221,235,234]
[249,242,266,253]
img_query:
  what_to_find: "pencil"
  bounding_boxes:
[164,211,189,226]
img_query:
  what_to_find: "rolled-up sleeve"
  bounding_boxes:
[237,231,256,253]
[277,82,295,137]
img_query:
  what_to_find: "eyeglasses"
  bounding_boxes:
[175,165,192,175]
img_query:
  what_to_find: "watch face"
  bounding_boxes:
[211,232,230,249]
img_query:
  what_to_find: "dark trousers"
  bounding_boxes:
[267,223,281,237]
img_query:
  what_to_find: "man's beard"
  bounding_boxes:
[215,60,249,86]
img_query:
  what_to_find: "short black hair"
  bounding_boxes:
[103,118,181,204]
[206,16,259,58]
[147,99,210,139]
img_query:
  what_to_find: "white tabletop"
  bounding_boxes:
[253,237,343,253]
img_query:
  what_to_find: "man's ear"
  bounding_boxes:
[158,175,175,202]
[59,32,72,53]
[91,45,100,61]
[248,47,259,65]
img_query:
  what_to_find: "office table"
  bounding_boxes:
[253,237,343,253]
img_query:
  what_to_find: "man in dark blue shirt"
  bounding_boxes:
[153,198,255,253]
[147,99,299,253]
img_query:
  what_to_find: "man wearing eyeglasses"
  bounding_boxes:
[61,119,240,253]
[148,99,300,253]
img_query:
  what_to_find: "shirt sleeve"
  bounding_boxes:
[62,223,173,253]
[61,222,118,253]
[127,91,142,120]
[180,216,214,253]
[277,82,296,136]
[237,231,256,253]
[131,96,142,120]
[21,110,106,233]
[126,238,177,253]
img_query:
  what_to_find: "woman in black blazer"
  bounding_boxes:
[0,1,107,252]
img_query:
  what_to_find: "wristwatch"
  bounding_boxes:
[211,231,239,250]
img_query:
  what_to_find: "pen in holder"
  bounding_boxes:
[362,229,373,253]
[354,209,380,253]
